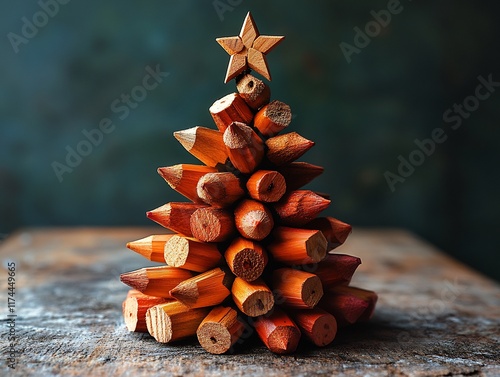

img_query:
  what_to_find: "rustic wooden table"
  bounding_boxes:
[0,227,498,376]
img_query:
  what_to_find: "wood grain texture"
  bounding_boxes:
[0,227,499,376]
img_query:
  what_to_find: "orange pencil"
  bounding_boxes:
[157,164,217,203]
[272,268,323,309]
[209,93,254,132]
[122,289,170,332]
[231,277,274,317]
[272,190,330,227]
[234,199,274,241]
[126,234,175,263]
[253,100,292,137]
[265,132,314,166]
[236,73,270,111]
[245,170,286,203]
[197,172,245,207]
[223,122,264,174]
[190,207,236,242]
[173,126,229,167]
[164,235,222,273]
[289,308,337,347]
[120,266,194,298]
[305,217,352,251]
[224,237,268,282]
[253,307,301,354]
[146,202,208,237]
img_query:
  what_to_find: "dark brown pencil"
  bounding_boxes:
[289,308,337,347]
[267,227,328,265]
[236,73,270,111]
[122,289,170,332]
[120,266,194,298]
[173,126,229,167]
[253,100,292,137]
[126,234,175,263]
[146,301,210,343]
[272,268,323,309]
[164,235,222,272]
[209,93,254,132]
[190,207,236,242]
[224,237,268,282]
[312,254,361,289]
[196,172,245,207]
[246,170,286,203]
[253,307,301,354]
[305,217,352,251]
[234,199,274,241]
[146,202,208,237]
[278,162,324,191]
[157,164,217,203]
[169,267,232,308]
[265,132,315,166]
[319,285,378,327]
[223,121,264,174]
[272,190,331,227]
[196,306,245,354]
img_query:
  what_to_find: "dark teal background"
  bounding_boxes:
[1,1,499,280]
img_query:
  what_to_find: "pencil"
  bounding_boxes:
[209,93,253,132]
[267,227,328,265]
[312,254,361,289]
[278,162,324,191]
[245,170,286,203]
[231,277,274,317]
[196,306,245,354]
[288,307,337,347]
[223,121,265,174]
[146,301,210,343]
[146,202,208,237]
[253,307,301,354]
[164,235,222,272]
[272,268,323,309]
[157,164,217,203]
[272,190,330,227]
[265,132,314,166]
[253,100,292,137]
[305,217,352,251]
[196,172,245,207]
[126,234,175,263]
[169,267,232,308]
[190,207,236,242]
[122,289,170,332]
[236,73,270,111]
[234,199,274,241]
[224,237,268,282]
[174,126,229,168]
[120,266,194,298]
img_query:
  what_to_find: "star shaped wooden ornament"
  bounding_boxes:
[216,12,285,83]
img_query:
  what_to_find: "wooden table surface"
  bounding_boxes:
[0,227,498,376]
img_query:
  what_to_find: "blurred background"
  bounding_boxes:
[1,1,499,281]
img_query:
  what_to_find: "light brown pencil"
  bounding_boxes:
[267,226,328,265]
[169,267,232,308]
[120,266,194,298]
[146,301,209,343]
[231,277,274,317]
[246,170,286,203]
[157,164,217,202]
[197,172,245,207]
[164,235,222,272]
[224,237,268,282]
[253,307,301,354]
[190,207,236,242]
[272,268,323,309]
[209,93,253,132]
[234,199,274,241]
[146,202,208,237]
[265,132,315,166]
[126,234,175,263]
[173,126,229,167]
[122,289,170,332]
[253,100,292,137]
[196,306,245,354]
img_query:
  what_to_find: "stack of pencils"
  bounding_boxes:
[120,12,377,355]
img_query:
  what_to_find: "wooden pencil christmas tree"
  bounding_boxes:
[120,12,378,354]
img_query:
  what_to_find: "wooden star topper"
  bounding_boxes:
[216,12,285,83]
